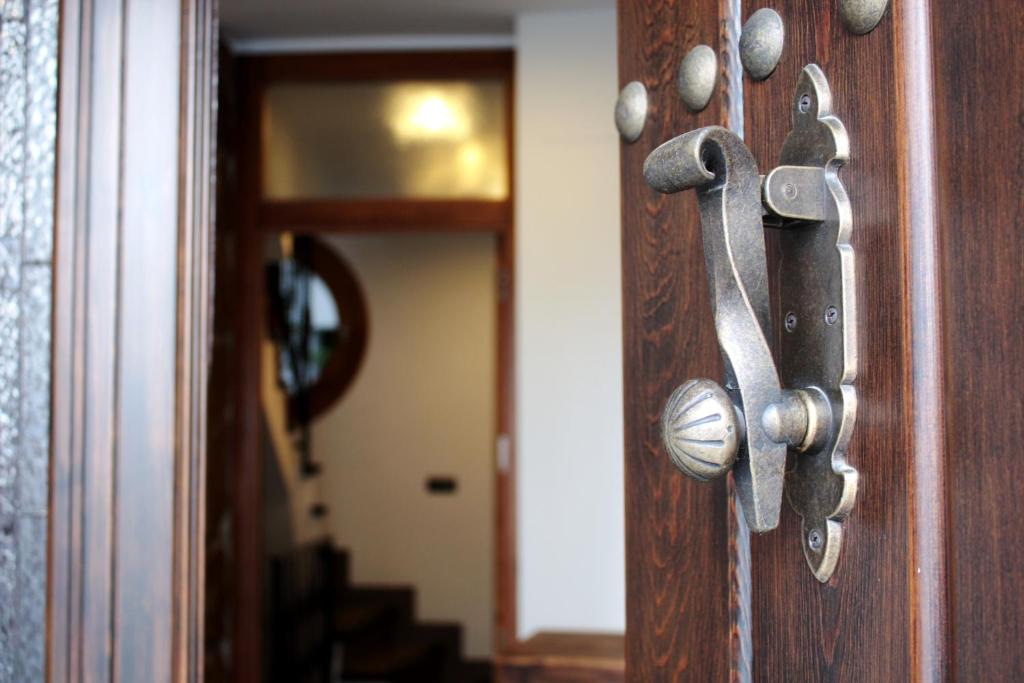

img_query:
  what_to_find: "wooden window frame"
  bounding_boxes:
[252,50,514,233]
[228,49,519,680]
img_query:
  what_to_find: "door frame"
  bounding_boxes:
[221,48,519,680]
[48,0,216,680]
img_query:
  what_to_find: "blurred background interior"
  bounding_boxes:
[206,1,624,681]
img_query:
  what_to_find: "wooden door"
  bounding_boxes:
[619,0,1023,680]
[49,0,216,680]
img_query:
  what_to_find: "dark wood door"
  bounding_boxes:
[49,0,216,680]
[618,0,1023,680]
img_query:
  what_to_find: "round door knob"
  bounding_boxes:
[661,378,740,481]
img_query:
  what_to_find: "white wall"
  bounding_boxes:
[313,234,497,658]
[515,9,625,637]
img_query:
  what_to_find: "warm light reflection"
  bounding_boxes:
[263,80,508,199]
[408,96,459,135]
[389,87,471,143]
[458,142,484,169]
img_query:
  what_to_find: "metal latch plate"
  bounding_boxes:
[768,66,858,582]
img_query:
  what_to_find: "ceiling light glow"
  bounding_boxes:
[390,87,470,142]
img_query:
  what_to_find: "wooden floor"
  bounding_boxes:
[495,632,624,683]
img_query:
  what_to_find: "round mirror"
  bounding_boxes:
[267,237,368,423]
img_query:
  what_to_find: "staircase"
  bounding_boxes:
[270,541,492,683]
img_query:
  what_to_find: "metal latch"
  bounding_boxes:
[645,65,857,582]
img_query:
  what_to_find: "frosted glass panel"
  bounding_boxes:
[263,80,508,200]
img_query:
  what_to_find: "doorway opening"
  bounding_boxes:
[205,4,624,682]
[205,49,514,683]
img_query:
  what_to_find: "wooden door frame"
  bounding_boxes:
[48,0,216,680]
[225,48,519,680]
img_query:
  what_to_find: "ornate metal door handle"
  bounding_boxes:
[645,65,858,582]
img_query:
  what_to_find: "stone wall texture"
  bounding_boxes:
[0,0,58,679]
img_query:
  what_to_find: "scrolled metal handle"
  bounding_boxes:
[645,126,799,533]
[643,65,859,584]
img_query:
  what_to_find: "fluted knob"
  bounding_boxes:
[661,379,740,481]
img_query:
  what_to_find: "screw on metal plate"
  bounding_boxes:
[615,81,647,143]
[840,0,889,35]
[778,66,858,584]
[677,45,717,112]
[808,528,824,552]
[740,8,784,81]
[645,64,858,583]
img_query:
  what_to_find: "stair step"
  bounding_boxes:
[409,623,462,681]
[341,586,415,615]
[458,658,493,683]
[334,586,415,648]
[341,638,445,682]
[271,542,491,682]
[334,601,394,643]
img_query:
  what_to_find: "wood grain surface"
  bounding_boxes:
[618,1,736,679]
[931,0,1024,678]
[741,0,914,678]
[258,199,511,233]
[740,0,1023,679]
[496,630,624,682]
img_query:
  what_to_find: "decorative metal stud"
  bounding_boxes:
[739,8,784,81]
[839,0,889,35]
[677,45,717,113]
[615,81,647,143]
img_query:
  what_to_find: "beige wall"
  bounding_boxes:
[313,233,497,659]
[515,8,625,637]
